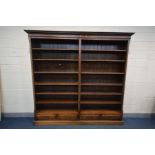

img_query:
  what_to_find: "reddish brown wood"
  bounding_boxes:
[82,72,125,75]
[82,49,126,52]
[81,83,123,86]
[25,30,134,125]
[32,48,78,51]
[36,99,77,104]
[80,92,122,95]
[82,59,126,62]
[35,92,78,95]
[33,59,78,61]
[34,82,78,85]
[34,120,123,125]
[80,101,121,104]
[34,71,78,74]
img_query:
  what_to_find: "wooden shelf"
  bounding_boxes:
[34,71,78,74]
[80,92,122,95]
[32,48,126,52]
[33,59,78,61]
[36,99,77,104]
[35,82,78,85]
[36,100,120,105]
[80,109,121,115]
[82,72,125,75]
[80,101,121,104]
[35,92,78,95]
[81,83,123,86]
[32,48,78,51]
[82,59,125,62]
[33,59,125,62]
[82,49,126,52]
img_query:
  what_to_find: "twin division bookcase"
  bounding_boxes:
[25,30,134,125]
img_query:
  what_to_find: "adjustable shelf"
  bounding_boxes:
[36,99,77,104]
[33,59,78,61]
[82,59,126,62]
[33,59,125,62]
[25,30,134,125]
[81,83,123,86]
[32,48,78,51]
[81,49,126,52]
[80,101,121,104]
[81,72,125,75]
[34,71,78,74]
[34,82,78,85]
[35,92,78,95]
[80,92,123,95]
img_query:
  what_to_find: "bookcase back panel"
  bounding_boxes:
[36,104,78,110]
[82,40,127,50]
[81,95,122,101]
[36,95,78,101]
[34,61,78,72]
[32,51,78,59]
[31,39,79,49]
[82,52,126,60]
[35,85,78,92]
[82,62,124,72]
[81,86,123,93]
[81,104,121,110]
[81,74,124,83]
[35,74,78,83]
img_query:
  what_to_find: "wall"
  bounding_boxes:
[0,26,155,115]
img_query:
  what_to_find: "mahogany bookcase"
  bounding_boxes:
[25,30,134,125]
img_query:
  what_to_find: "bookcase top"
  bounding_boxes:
[25,30,134,36]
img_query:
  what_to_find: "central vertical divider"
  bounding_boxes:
[78,39,82,118]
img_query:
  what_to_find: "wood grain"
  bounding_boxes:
[25,30,133,125]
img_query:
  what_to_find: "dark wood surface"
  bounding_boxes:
[25,30,134,125]
[34,120,123,125]
[25,30,134,36]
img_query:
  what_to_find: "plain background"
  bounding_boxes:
[0,26,155,115]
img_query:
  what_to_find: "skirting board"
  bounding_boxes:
[1,113,155,118]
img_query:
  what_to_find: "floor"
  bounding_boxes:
[0,117,155,129]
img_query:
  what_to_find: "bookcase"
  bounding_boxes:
[25,30,134,125]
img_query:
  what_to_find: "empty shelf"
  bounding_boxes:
[82,72,125,75]
[32,48,78,51]
[34,82,78,85]
[81,92,122,95]
[81,83,123,86]
[36,99,77,104]
[80,101,121,104]
[82,59,125,62]
[34,71,78,74]
[82,49,126,52]
[33,59,78,61]
[35,92,78,95]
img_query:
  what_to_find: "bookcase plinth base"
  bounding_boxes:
[34,120,123,126]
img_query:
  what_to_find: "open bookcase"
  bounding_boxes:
[25,30,134,125]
